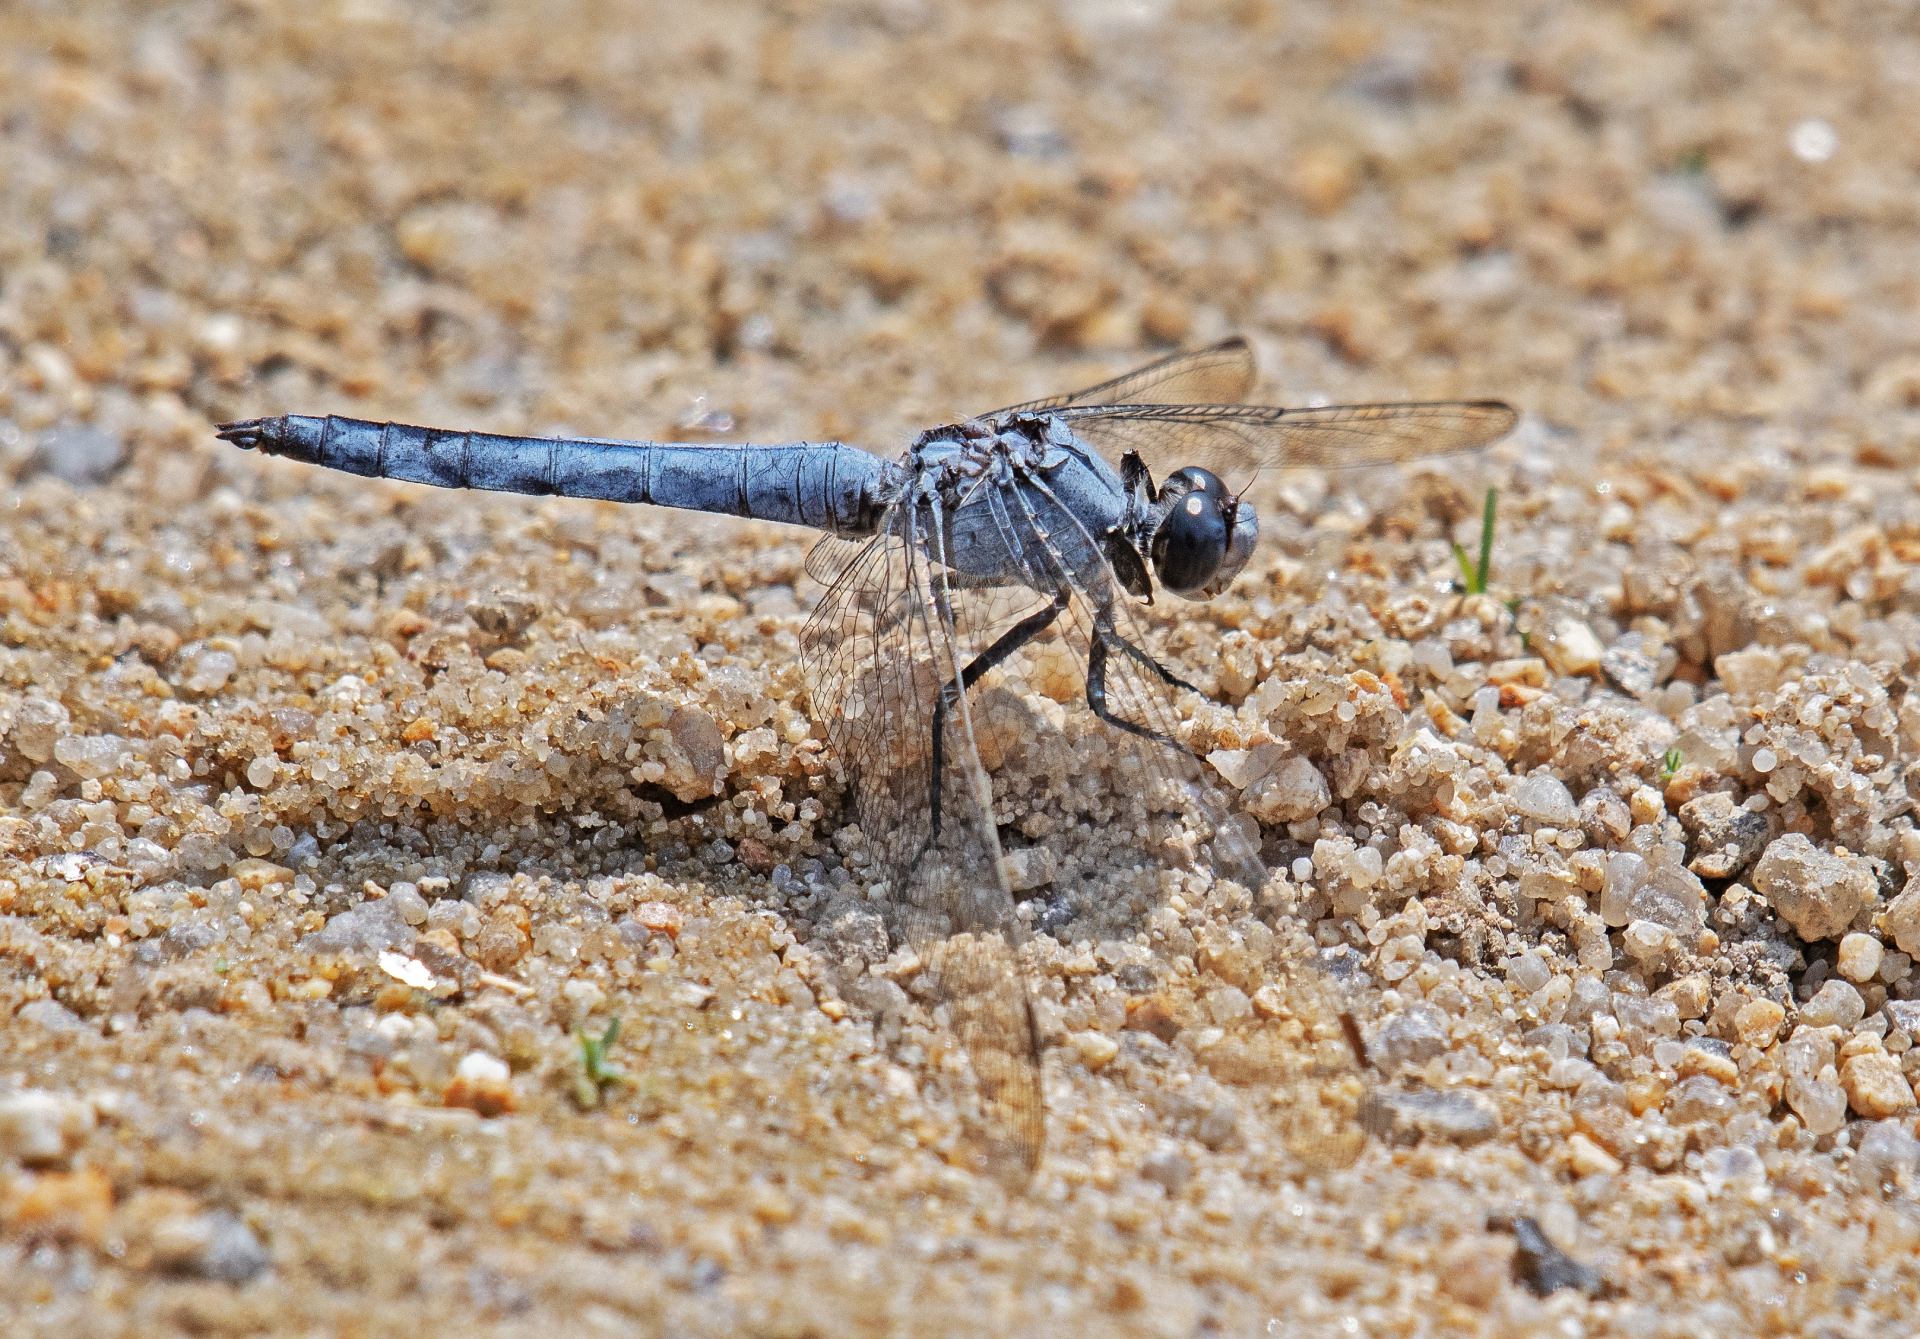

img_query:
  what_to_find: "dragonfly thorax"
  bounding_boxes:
[1146,467,1257,601]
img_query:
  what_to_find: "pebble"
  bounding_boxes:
[300,898,416,955]
[1070,1031,1120,1070]
[386,881,431,926]
[1140,1142,1194,1194]
[1750,834,1877,942]
[1838,932,1885,983]
[1003,846,1058,892]
[1367,1005,1451,1075]
[228,857,295,891]
[1675,1042,1741,1088]
[185,648,238,693]
[1244,754,1330,824]
[52,733,132,780]
[1358,1088,1500,1147]
[1491,1215,1606,1299]
[29,422,124,485]
[1538,618,1604,678]
[1565,1132,1622,1177]
[149,1209,273,1284]
[1677,792,1774,879]
[1884,877,1920,957]
[1800,979,1866,1030]
[16,998,89,1032]
[442,1051,516,1117]
[1513,775,1579,826]
[1735,999,1786,1048]
[1854,1121,1920,1193]
[0,1089,96,1166]
[1505,953,1551,993]
[1622,919,1679,966]
[11,1166,114,1245]
[1841,1050,1916,1120]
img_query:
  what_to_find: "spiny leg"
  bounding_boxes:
[1105,626,1203,697]
[1085,636,1185,749]
[916,595,1069,874]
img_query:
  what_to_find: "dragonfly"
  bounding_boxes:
[218,338,1515,1181]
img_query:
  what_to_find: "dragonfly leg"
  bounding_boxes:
[1101,626,1203,697]
[1085,634,1185,749]
[917,595,1069,872]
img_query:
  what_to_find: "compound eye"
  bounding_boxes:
[1150,469,1230,596]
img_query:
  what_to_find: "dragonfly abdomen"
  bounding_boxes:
[216,415,889,536]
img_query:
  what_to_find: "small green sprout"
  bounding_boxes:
[1660,747,1683,781]
[573,1016,628,1109]
[1453,487,1498,595]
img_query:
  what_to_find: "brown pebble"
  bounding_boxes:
[13,1167,114,1246]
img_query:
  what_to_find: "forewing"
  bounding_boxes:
[991,338,1258,415]
[1055,399,1518,483]
[798,511,1043,1182]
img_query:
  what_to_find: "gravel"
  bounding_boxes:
[6,0,1920,1333]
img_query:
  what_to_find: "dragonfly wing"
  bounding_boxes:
[801,534,869,592]
[991,337,1258,415]
[1055,400,1519,484]
[799,508,1043,1182]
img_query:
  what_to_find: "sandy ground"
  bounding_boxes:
[5,1,1920,1335]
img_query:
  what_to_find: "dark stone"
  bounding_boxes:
[1488,1214,1607,1298]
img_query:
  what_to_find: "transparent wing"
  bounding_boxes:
[1054,399,1518,485]
[801,534,869,592]
[799,511,1043,1182]
[991,337,1258,415]
[962,470,1372,1171]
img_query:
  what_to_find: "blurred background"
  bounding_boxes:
[2,0,1915,486]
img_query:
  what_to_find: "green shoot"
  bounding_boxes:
[1452,487,1498,594]
[1660,747,1683,781]
[573,1016,627,1109]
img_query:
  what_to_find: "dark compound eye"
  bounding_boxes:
[1150,468,1231,595]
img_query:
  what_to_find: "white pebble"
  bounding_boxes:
[455,1051,511,1083]
[52,734,130,780]
[1789,117,1838,164]
[1514,775,1580,826]
[1752,748,1777,773]
[1291,857,1314,883]
[1838,933,1885,984]
[1350,846,1383,889]
[1623,919,1678,964]
[246,757,279,788]
[185,649,238,693]
[0,1090,95,1165]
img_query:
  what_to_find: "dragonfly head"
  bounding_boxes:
[1148,467,1258,601]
